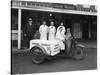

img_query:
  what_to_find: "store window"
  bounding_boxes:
[11,8,18,47]
[11,9,18,30]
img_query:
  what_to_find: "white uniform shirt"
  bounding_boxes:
[56,26,66,41]
[39,25,48,40]
[48,26,56,40]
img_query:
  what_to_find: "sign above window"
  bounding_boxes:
[11,1,97,12]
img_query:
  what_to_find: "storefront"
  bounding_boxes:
[11,0,97,49]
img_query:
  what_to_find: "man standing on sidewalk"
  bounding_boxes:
[56,22,66,41]
[39,21,48,40]
[23,18,36,49]
[56,22,66,50]
[65,28,73,55]
[48,21,56,40]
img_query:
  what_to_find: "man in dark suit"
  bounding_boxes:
[23,18,36,49]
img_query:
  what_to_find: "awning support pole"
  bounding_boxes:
[18,9,21,49]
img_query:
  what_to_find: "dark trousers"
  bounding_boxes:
[65,39,72,55]
[24,34,33,48]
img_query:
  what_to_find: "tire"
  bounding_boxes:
[71,46,86,60]
[30,47,46,64]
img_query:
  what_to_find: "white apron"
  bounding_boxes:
[56,26,66,50]
[56,26,66,41]
[39,25,48,40]
[48,26,56,40]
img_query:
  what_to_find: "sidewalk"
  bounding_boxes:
[77,39,97,49]
[12,48,30,56]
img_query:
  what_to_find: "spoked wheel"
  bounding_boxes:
[71,46,86,60]
[30,47,45,64]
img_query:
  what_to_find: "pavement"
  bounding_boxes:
[76,39,97,49]
[11,48,97,74]
[11,39,97,74]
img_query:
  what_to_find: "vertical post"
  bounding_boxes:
[89,27,91,39]
[18,9,21,49]
[89,18,91,39]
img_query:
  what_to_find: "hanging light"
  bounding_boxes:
[49,13,52,16]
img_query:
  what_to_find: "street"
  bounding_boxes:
[11,48,97,74]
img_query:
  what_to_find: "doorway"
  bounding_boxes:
[82,23,89,39]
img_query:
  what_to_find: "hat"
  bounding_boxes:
[28,18,32,21]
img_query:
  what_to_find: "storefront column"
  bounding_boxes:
[18,9,21,49]
[89,25,91,39]
[89,18,91,39]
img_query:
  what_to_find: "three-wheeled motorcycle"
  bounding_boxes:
[30,37,85,64]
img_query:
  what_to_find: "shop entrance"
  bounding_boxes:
[82,23,89,39]
[11,9,97,49]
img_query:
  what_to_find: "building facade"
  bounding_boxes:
[11,0,97,49]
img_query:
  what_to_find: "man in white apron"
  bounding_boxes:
[56,22,66,41]
[56,22,66,50]
[48,21,56,40]
[39,21,48,40]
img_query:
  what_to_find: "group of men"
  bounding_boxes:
[39,21,66,41]
[23,18,73,55]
